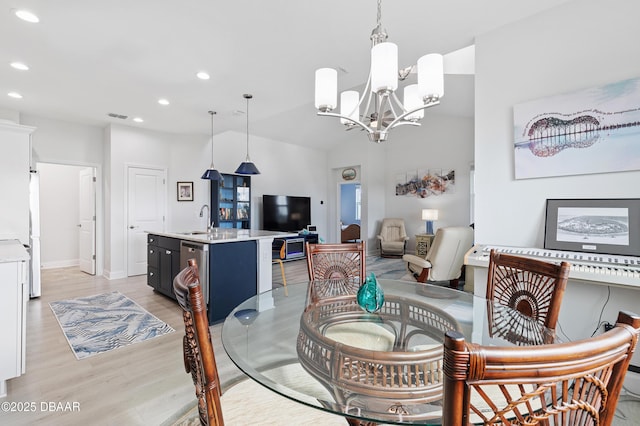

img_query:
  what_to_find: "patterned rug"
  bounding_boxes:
[50,291,174,360]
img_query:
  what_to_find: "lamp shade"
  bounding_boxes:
[403,84,424,121]
[370,42,398,93]
[201,168,223,180]
[422,209,439,221]
[340,90,359,125]
[417,53,444,100]
[315,68,337,111]
[235,161,260,175]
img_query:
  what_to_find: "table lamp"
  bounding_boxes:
[422,209,438,235]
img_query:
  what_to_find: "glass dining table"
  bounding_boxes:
[221,278,558,425]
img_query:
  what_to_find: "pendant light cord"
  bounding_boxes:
[209,110,216,166]
[244,94,253,161]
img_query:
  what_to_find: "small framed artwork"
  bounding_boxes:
[342,168,356,181]
[177,181,193,202]
[544,198,640,256]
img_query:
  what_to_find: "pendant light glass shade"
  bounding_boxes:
[235,94,260,175]
[202,110,223,181]
[403,84,424,121]
[370,42,398,93]
[314,68,337,112]
[417,53,444,99]
[340,90,359,125]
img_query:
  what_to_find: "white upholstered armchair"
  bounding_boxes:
[376,218,409,258]
[403,226,474,289]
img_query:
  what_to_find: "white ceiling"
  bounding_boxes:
[0,0,572,149]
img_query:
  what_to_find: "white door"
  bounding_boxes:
[78,168,96,275]
[127,167,165,276]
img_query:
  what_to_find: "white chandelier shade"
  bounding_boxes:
[370,42,398,93]
[403,84,424,121]
[417,53,444,100]
[340,91,359,125]
[314,68,337,112]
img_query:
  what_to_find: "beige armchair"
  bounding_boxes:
[403,226,474,288]
[376,218,409,258]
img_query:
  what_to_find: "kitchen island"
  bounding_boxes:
[147,228,296,323]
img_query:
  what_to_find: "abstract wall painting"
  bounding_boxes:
[513,77,640,179]
[395,169,455,198]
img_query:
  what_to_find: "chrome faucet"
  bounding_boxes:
[199,204,211,231]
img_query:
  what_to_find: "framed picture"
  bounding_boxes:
[177,181,193,202]
[342,168,356,181]
[513,77,640,180]
[544,198,640,256]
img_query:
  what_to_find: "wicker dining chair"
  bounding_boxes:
[305,241,365,305]
[486,249,570,333]
[173,259,345,425]
[442,310,640,426]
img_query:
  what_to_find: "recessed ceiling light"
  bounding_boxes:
[15,10,40,23]
[133,117,144,123]
[10,62,29,71]
[196,71,210,80]
[8,92,23,99]
[158,98,170,106]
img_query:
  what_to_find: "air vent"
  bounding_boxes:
[107,113,128,120]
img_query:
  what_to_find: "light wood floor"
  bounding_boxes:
[0,259,317,426]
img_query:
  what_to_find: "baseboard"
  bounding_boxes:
[41,259,79,269]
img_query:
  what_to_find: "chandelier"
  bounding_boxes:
[314,0,444,143]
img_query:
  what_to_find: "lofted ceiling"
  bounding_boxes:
[0,0,572,149]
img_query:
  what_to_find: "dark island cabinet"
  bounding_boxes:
[147,234,180,301]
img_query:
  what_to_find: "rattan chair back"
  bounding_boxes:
[443,310,640,425]
[486,249,570,331]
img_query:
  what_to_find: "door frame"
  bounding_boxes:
[35,161,103,276]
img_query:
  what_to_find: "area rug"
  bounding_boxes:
[50,291,174,360]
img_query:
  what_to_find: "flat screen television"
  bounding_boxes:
[262,195,311,232]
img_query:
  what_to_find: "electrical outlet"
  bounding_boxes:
[604,322,614,332]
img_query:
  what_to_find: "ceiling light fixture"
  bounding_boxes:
[202,111,223,181]
[235,94,260,175]
[133,117,144,123]
[10,62,29,71]
[158,98,170,106]
[15,9,39,23]
[8,92,23,99]
[314,0,444,143]
[196,71,210,80]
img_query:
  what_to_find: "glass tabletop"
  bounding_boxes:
[221,279,558,425]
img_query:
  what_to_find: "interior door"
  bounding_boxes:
[127,167,165,276]
[78,167,96,275]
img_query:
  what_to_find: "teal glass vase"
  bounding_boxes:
[357,273,384,313]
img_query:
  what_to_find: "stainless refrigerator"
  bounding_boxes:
[29,170,41,298]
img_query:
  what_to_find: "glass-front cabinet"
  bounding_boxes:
[211,173,251,229]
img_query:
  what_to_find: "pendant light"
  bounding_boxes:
[235,93,260,175]
[201,110,223,181]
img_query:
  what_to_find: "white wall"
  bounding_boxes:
[474,0,640,341]
[385,114,474,250]
[327,113,474,253]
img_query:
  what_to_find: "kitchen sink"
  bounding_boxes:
[179,231,210,235]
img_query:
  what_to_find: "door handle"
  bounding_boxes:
[129,226,138,229]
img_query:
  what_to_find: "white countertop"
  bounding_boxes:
[149,229,298,244]
[0,239,30,262]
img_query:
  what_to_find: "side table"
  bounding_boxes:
[415,234,434,257]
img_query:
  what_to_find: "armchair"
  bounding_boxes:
[376,218,409,257]
[403,226,474,288]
